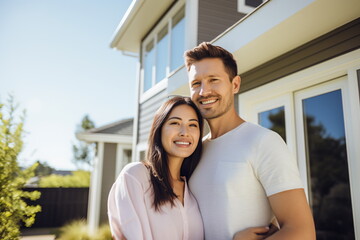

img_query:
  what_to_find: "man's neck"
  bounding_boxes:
[207,109,245,139]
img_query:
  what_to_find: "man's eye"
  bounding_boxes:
[192,82,200,87]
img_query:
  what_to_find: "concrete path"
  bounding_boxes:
[21,228,56,240]
[21,235,55,240]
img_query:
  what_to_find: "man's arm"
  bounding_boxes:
[266,189,316,240]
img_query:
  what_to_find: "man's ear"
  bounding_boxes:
[232,76,241,94]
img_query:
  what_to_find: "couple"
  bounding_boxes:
[107,43,316,240]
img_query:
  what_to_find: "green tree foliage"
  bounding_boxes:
[0,95,41,239]
[34,160,55,177]
[72,115,95,170]
[39,171,90,188]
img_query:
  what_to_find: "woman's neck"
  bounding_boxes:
[167,156,184,182]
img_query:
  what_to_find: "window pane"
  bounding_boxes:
[155,25,169,83]
[143,40,154,92]
[303,90,355,239]
[258,106,286,142]
[170,7,185,72]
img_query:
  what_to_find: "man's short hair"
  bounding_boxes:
[184,42,238,81]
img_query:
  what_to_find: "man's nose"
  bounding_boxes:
[199,83,211,96]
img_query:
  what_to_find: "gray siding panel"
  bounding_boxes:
[240,17,360,93]
[138,89,167,143]
[198,0,246,43]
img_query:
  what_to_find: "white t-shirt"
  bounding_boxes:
[189,122,303,240]
[108,162,204,240]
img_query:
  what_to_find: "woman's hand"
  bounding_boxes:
[232,226,271,240]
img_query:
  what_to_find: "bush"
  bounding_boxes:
[39,170,90,188]
[0,95,41,239]
[56,219,112,240]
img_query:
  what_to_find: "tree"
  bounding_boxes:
[34,160,55,177]
[0,95,41,239]
[72,114,95,170]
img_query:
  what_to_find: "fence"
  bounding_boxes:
[23,187,89,228]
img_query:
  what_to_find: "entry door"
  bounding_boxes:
[295,78,355,239]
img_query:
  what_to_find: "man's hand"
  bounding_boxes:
[233,226,274,240]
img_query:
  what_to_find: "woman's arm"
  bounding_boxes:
[108,169,152,240]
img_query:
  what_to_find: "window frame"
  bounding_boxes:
[238,49,360,237]
[140,1,185,103]
[237,0,265,14]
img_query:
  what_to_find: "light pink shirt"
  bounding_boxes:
[108,162,204,240]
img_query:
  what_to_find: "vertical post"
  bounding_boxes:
[87,142,104,233]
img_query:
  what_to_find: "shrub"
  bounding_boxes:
[0,95,41,239]
[56,219,112,240]
[39,170,90,188]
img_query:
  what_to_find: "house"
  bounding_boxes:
[76,118,133,231]
[110,0,360,238]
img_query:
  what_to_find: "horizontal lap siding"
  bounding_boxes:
[138,89,167,143]
[198,0,245,43]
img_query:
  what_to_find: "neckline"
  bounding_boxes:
[206,121,248,142]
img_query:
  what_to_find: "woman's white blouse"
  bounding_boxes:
[108,162,204,240]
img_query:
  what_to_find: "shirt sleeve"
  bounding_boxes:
[252,130,303,197]
[108,168,153,240]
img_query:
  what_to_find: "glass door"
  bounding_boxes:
[295,78,355,240]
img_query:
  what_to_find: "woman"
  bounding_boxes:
[108,96,204,240]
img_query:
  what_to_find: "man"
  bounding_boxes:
[185,42,315,240]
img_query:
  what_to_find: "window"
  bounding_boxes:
[238,0,264,14]
[141,6,185,94]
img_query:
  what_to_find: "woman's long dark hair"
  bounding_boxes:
[143,96,203,211]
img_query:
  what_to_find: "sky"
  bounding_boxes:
[0,0,136,170]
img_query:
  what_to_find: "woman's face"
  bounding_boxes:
[161,104,200,162]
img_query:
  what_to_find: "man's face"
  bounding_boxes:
[188,58,239,120]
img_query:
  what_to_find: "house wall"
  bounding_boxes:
[240,17,360,93]
[358,69,360,102]
[138,89,167,144]
[197,0,245,44]
[99,143,117,224]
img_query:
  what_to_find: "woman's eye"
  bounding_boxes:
[189,124,198,127]
[169,122,179,125]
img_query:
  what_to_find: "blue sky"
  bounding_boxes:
[0,0,136,170]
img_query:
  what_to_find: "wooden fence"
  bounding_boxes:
[22,187,89,228]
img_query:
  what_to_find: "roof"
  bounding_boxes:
[76,118,134,144]
[110,0,175,52]
[87,118,133,136]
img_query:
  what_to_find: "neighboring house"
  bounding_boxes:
[76,118,133,231]
[110,0,360,238]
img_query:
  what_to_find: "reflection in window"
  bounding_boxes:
[170,7,185,72]
[141,6,185,93]
[258,106,286,142]
[303,90,355,239]
[155,25,169,83]
[143,41,154,92]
